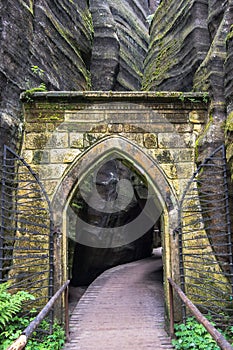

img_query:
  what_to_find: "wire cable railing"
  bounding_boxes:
[168,277,233,350]
[178,145,233,327]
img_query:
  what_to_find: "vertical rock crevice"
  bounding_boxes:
[193,0,232,160]
[142,0,233,162]
[89,0,151,91]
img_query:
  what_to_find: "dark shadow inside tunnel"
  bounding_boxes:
[67,156,163,296]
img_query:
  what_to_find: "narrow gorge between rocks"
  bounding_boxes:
[68,157,161,286]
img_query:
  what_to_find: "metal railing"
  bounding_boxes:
[6,280,70,350]
[168,277,233,350]
[178,145,233,327]
[1,145,54,322]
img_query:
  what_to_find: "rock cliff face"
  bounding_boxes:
[225,5,233,112]
[89,0,150,90]
[0,0,93,155]
[143,0,210,92]
[225,21,233,185]
[143,0,233,161]
[0,0,153,156]
[193,0,232,158]
[226,34,233,108]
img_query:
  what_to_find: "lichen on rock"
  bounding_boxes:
[143,0,210,91]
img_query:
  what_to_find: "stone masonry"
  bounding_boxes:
[21,91,207,199]
[20,91,208,317]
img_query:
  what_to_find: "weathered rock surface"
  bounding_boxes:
[193,1,233,160]
[225,17,233,224]
[143,0,233,161]
[0,0,154,157]
[31,0,93,91]
[225,6,233,112]
[143,0,210,91]
[90,0,150,91]
[0,0,93,158]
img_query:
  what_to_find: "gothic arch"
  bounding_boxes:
[52,135,178,217]
[52,136,179,303]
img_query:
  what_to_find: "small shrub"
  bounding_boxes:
[0,283,65,350]
[172,316,221,350]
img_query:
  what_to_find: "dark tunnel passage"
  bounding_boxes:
[67,157,162,288]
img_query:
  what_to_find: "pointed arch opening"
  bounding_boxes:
[52,136,179,313]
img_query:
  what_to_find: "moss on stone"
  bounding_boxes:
[44,5,93,89]
[226,24,233,42]
[81,8,94,38]
[225,112,233,165]
[195,113,213,159]
[142,38,178,90]
[19,0,34,15]
[225,111,233,132]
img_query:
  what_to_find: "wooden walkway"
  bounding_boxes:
[63,255,174,349]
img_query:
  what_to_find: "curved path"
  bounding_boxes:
[63,255,174,349]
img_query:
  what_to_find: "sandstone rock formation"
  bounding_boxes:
[193,0,232,159]
[143,0,210,92]
[89,0,150,90]
[225,23,233,201]
[0,0,155,157]
[143,0,233,161]
[226,34,233,107]
[0,0,93,158]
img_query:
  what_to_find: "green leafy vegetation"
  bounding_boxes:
[0,283,35,330]
[172,316,233,350]
[24,65,48,102]
[0,283,65,350]
[178,92,209,104]
[31,65,45,78]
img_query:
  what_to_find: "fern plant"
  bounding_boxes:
[0,284,65,349]
[0,283,35,330]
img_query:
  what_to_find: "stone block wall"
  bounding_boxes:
[21,92,207,201]
[20,91,208,299]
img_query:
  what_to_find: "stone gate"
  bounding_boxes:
[20,91,208,315]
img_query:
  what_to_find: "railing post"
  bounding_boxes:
[65,283,70,342]
[169,279,175,339]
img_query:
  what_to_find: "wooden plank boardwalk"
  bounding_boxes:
[63,255,174,349]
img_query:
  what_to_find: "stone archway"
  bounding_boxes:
[52,135,179,314]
